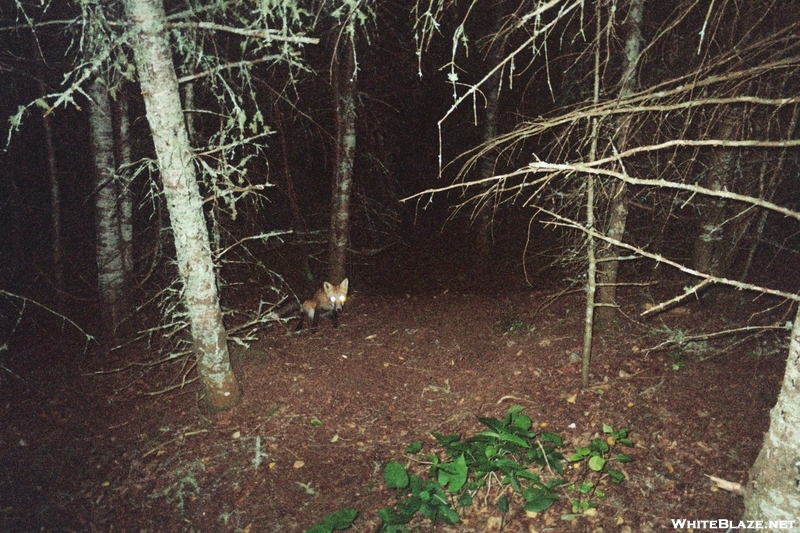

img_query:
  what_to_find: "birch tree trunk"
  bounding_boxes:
[742,304,800,527]
[594,0,643,329]
[328,35,357,284]
[87,80,128,335]
[125,0,240,410]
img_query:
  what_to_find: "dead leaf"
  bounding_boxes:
[566,393,577,404]
[706,475,745,495]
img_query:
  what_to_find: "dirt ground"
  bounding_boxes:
[0,278,788,532]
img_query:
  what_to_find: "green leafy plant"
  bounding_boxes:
[564,424,633,519]
[378,405,566,531]
[304,508,358,533]
[670,348,686,370]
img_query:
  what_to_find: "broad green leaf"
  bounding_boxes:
[384,461,409,489]
[507,404,526,415]
[523,490,559,512]
[378,507,411,526]
[457,492,473,507]
[588,455,606,472]
[590,438,609,453]
[540,432,564,447]
[437,454,468,493]
[498,495,509,513]
[406,441,423,453]
[608,468,625,483]
[484,444,497,458]
[442,506,461,524]
[321,508,358,530]
[512,413,532,431]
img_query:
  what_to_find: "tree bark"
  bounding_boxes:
[328,34,357,284]
[594,0,643,330]
[125,0,240,410]
[473,11,504,272]
[582,1,602,389]
[742,303,800,527]
[691,112,739,278]
[41,84,63,299]
[34,48,63,301]
[742,106,798,282]
[87,79,128,336]
[112,86,135,282]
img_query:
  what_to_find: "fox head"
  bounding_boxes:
[323,278,348,311]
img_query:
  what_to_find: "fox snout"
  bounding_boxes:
[330,294,346,311]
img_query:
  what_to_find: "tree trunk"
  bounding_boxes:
[691,113,739,278]
[125,0,240,411]
[741,105,798,282]
[112,86,135,282]
[41,84,62,299]
[35,51,63,301]
[582,2,602,388]
[594,0,644,329]
[328,35,357,284]
[473,12,503,272]
[87,79,128,336]
[742,303,800,527]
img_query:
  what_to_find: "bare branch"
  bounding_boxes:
[537,206,800,302]
[166,21,319,45]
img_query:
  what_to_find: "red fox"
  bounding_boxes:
[297,278,348,332]
[269,279,349,333]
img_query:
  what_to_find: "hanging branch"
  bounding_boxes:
[535,206,800,304]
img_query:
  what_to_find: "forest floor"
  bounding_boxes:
[0,275,789,532]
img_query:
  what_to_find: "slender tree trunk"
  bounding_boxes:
[691,113,739,278]
[87,79,128,336]
[582,1,602,389]
[274,105,308,235]
[328,35,357,284]
[742,303,800,527]
[741,105,799,282]
[473,12,504,271]
[34,45,63,300]
[125,0,240,410]
[38,79,63,300]
[112,87,135,281]
[595,0,643,329]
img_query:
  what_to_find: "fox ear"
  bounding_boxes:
[323,281,333,292]
[340,278,349,291]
